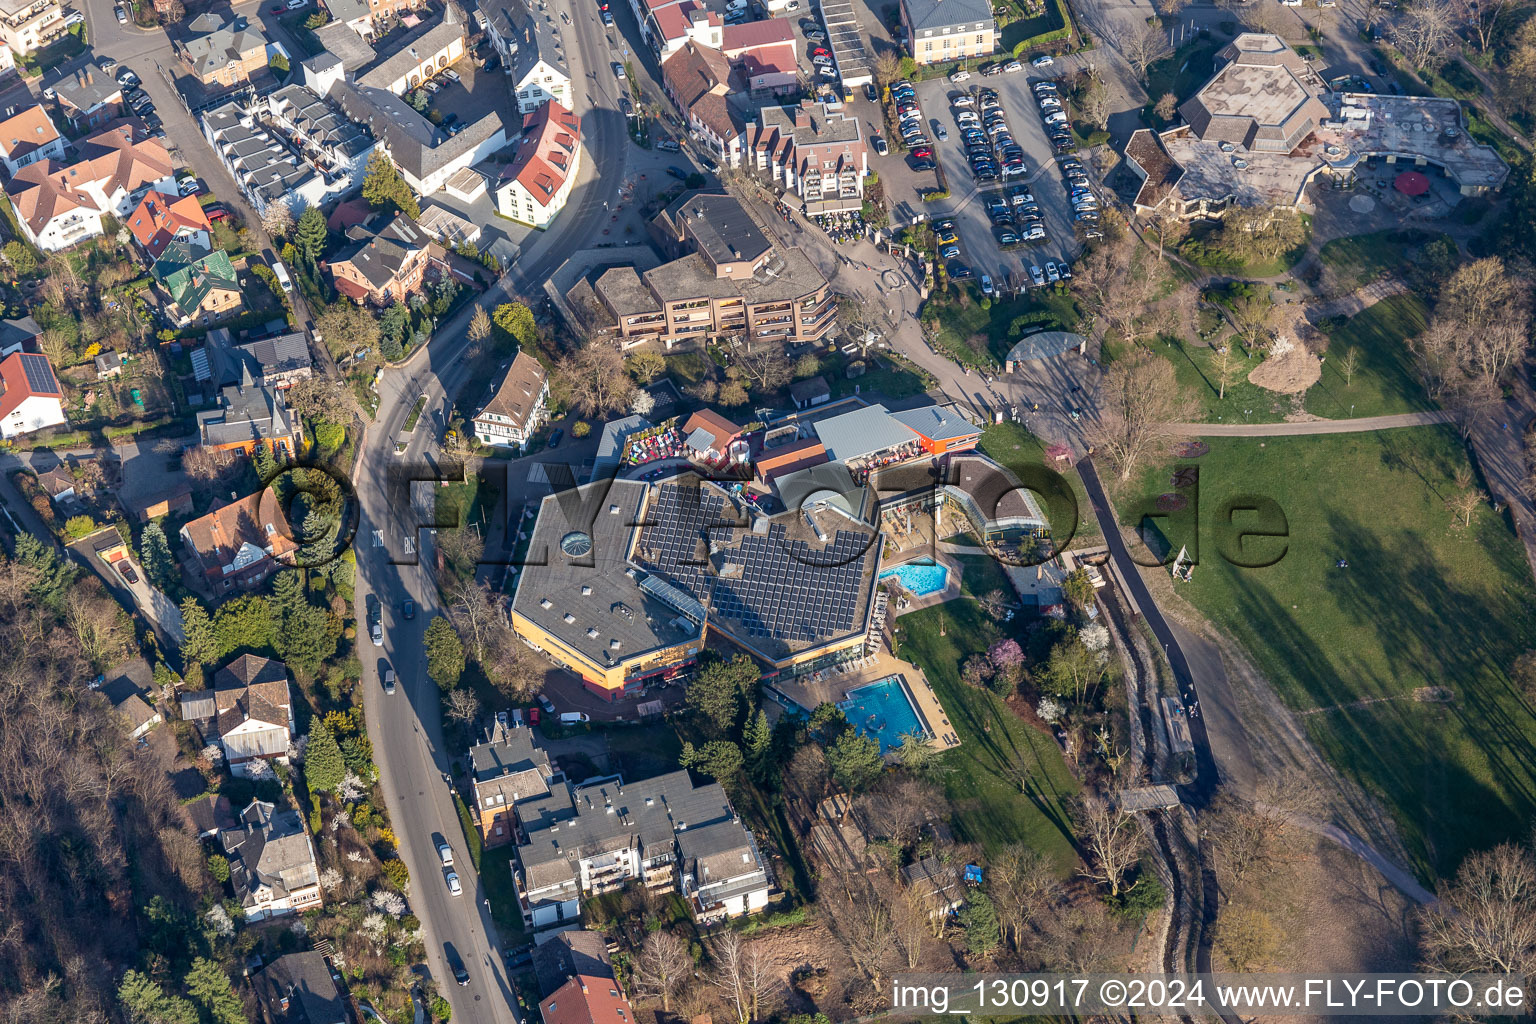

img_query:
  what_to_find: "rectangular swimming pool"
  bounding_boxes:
[877,560,949,597]
[839,676,930,755]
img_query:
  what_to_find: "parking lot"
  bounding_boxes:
[911,64,1092,288]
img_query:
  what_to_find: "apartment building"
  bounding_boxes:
[202,103,330,216]
[749,100,866,213]
[512,770,771,928]
[595,189,835,349]
[0,0,66,56]
[900,0,995,66]
[483,0,573,114]
[660,42,745,169]
[265,84,376,190]
[467,717,555,847]
[179,13,272,88]
[493,100,581,229]
[472,350,548,451]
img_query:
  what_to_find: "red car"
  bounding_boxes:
[205,204,229,222]
[811,46,830,57]
[911,146,933,159]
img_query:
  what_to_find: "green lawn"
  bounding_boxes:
[897,600,1079,870]
[1113,429,1536,880]
[824,349,935,401]
[979,421,1101,543]
[925,289,1081,371]
[954,552,1013,599]
[1305,295,1433,420]
[1164,337,1289,425]
[1143,39,1220,114]
[1317,229,1455,291]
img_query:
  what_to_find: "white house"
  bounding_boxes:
[0,104,63,176]
[220,799,324,921]
[178,655,295,778]
[0,352,66,439]
[473,350,548,450]
[493,100,581,229]
[483,0,573,114]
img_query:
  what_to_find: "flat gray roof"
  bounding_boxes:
[812,404,915,461]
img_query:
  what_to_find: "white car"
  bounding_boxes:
[948,69,971,82]
[62,9,83,26]
[1030,264,1045,286]
[443,68,461,82]
[726,0,747,9]
[383,668,396,695]
[114,5,126,22]
[438,841,454,867]
[1045,261,1061,282]
[446,871,462,896]
[1039,96,1061,109]
[286,0,306,8]
[1031,55,1054,68]
[952,94,974,107]
[1044,111,1068,125]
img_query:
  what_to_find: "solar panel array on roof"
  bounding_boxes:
[18,353,57,394]
[635,481,875,651]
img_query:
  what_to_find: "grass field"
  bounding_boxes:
[926,289,1081,370]
[979,422,1102,543]
[898,600,1080,870]
[1317,230,1454,290]
[1113,429,1536,879]
[1305,295,1433,420]
[1165,296,1433,424]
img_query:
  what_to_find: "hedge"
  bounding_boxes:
[920,189,952,202]
[1011,0,1072,55]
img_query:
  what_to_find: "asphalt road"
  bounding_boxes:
[348,0,631,1019]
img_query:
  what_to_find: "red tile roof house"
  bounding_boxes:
[646,0,720,56]
[0,351,66,439]
[179,491,299,593]
[660,42,745,169]
[721,18,799,95]
[540,976,636,1024]
[493,100,582,229]
[127,190,212,258]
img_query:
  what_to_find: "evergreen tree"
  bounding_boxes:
[360,152,421,219]
[118,970,199,1024]
[293,205,328,270]
[826,730,883,792]
[305,718,346,793]
[743,707,772,778]
[179,596,217,669]
[15,533,73,607]
[252,441,276,483]
[492,301,537,346]
[271,569,305,621]
[958,893,1002,959]
[280,602,340,675]
[213,594,277,660]
[140,521,177,592]
[184,957,246,1024]
[679,739,744,786]
[424,616,464,690]
[686,654,759,735]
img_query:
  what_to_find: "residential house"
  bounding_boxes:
[0,104,63,176]
[483,0,573,114]
[49,63,123,131]
[472,350,548,451]
[95,350,124,378]
[0,0,60,54]
[0,315,40,356]
[178,490,298,590]
[153,241,242,324]
[329,79,508,195]
[326,212,432,306]
[531,931,613,998]
[251,951,349,1024]
[493,100,582,229]
[721,19,797,95]
[225,330,314,389]
[900,0,995,66]
[645,1,720,58]
[356,14,465,93]
[322,0,423,41]
[180,655,295,775]
[34,462,75,503]
[660,42,744,169]
[201,102,332,216]
[128,191,212,258]
[596,189,835,349]
[540,976,636,1024]
[265,84,376,192]
[749,100,867,213]
[4,123,175,250]
[123,478,194,523]
[0,0,64,55]
[468,717,555,847]
[218,799,323,920]
[512,770,770,928]
[179,13,272,88]
[96,658,162,741]
[184,792,238,838]
[195,363,300,456]
[0,350,66,438]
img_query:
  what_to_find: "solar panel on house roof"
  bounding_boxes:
[18,353,57,394]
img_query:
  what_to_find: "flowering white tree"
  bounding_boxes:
[1037,695,1066,724]
[245,758,276,782]
[205,903,235,939]
[287,735,308,764]
[319,867,343,891]
[346,849,365,862]
[371,889,407,917]
[289,917,308,937]
[1079,623,1110,656]
[338,772,367,801]
[361,913,389,944]
[631,389,656,417]
[201,744,225,765]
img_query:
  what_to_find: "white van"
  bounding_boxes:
[272,260,293,293]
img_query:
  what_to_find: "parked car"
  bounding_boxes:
[370,620,383,646]
[600,9,613,23]
[981,274,994,296]
[981,62,1002,76]
[940,243,961,259]
[116,66,138,86]
[538,693,557,714]
[1030,265,1045,286]
[949,262,973,279]
[443,68,460,83]
[936,228,959,245]
[547,427,564,447]
[1045,261,1061,282]
[1031,55,1054,67]
[865,82,878,101]
[560,712,591,723]
[1003,60,1023,73]
[952,93,973,107]
[383,667,396,694]
[948,69,971,82]
[402,599,415,620]
[116,560,139,584]
[438,841,453,867]
[997,229,1019,245]
[656,138,681,151]
[871,134,887,155]
[114,4,126,22]
[911,146,933,160]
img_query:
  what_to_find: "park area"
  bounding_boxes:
[979,422,1101,544]
[1113,428,1536,879]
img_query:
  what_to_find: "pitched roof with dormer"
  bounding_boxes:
[505,100,581,205]
[128,191,211,257]
[0,105,61,164]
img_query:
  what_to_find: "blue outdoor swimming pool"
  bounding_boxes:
[839,676,929,755]
[878,560,949,597]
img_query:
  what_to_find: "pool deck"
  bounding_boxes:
[879,550,965,617]
[771,648,963,755]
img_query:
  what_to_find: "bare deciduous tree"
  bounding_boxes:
[1089,348,1192,482]
[1396,0,1456,70]
[1230,290,1277,350]
[1338,345,1361,387]
[988,844,1063,950]
[1421,840,1536,977]
[1073,795,1145,896]
[635,930,692,1012]
[1212,343,1245,401]
[1203,776,1317,890]
[709,931,767,1024]
[872,50,901,87]
[1120,20,1172,80]
[444,687,480,726]
[1154,91,1179,122]
[557,341,634,418]
[842,888,899,994]
[1446,465,1486,529]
